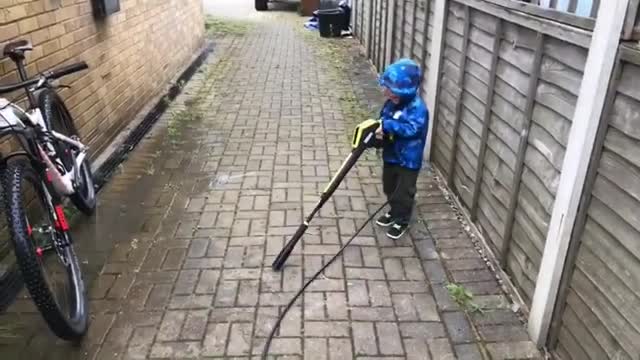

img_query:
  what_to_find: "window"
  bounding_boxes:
[516,0,599,18]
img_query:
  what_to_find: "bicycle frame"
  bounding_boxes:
[0,99,88,198]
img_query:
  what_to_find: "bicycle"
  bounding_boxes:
[0,39,97,340]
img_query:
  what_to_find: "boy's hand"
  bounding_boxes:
[375,126,384,140]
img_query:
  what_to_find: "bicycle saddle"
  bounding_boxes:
[3,40,33,60]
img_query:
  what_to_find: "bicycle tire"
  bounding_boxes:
[3,160,88,340]
[39,89,96,216]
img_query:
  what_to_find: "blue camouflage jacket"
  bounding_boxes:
[378,59,429,170]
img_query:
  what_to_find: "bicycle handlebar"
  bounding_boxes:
[50,61,89,80]
[0,61,89,95]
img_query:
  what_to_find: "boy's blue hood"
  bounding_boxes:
[378,58,422,101]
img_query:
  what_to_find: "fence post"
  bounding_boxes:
[424,0,448,161]
[527,0,630,346]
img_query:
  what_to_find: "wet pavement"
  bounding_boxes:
[0,5,541,360]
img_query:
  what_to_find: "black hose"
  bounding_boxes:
[261,197,391,359]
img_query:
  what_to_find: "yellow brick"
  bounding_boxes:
[31,27,50,45]
[17,17,39,34]
[42,39,61,57]
[0,1,17,8]
[55,4,80,22]
[49,24,66,39]
[5,4,27,22]
[26,1,44,15]
[37,12,56,28]
[36,48,68,73]
[0,23,19,42]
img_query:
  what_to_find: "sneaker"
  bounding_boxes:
[376,213,394,227]
[386,223,408,240]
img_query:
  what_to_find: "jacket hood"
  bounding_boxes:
[378,58,422,101]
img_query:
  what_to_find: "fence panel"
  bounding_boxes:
[549,45,640,360]
[430,0,591,307]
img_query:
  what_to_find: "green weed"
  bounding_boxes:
[205,16,252,37]
[446,283,484,314]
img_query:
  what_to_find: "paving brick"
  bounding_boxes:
[304,321,350,337]
[181,310,209,341]
[228,323,253,356]
[485,341,540,359]
[422,260,448,285]
[403,258,426,281]
[351,307,395,321]
[451,270,495,283]
[203,323,230,357]
[304,292,326,320]
[209,307,255,323]
[238,280,260,306]
[127,327,157,359]
[347,280,369,306]
[326,292,349,319]
[414,293,440,321]
[145,284,172,310]
[329,338,353,360]
[255,338,302,355]
[428,338,456,360]
[399,322,447,339]
[392,294,418,321]
[346,267,386,280]
[369,280,392,307]
[389,281,429,293]
[215,280,239,306]
[174,269,199,295]
[443,312,475,344]
[107,274,135,299]
[376,322,404,355]
[150,341,202,358]
[477,324,531,342]
[352,322,377,356]
[305,338,328,360]
[169,295,214,310]
[157,311,187,342]
[455,343,484,360]
[404,338,431,360]
[361,247,382,267]
[187,238,210,258]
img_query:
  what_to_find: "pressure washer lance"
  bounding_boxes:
[262,119,396,359]
[271,118,385,271]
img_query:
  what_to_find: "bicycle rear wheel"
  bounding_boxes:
[3,159,88,340]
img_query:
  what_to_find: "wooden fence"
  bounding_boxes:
[548,43,640,360]
[351,0,639,357]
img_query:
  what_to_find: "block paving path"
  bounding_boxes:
[0,11,541,360]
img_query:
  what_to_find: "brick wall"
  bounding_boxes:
[0,0,205,157]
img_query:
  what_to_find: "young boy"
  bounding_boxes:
[374,58,429,240]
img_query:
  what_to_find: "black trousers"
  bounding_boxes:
[382,163,419,225]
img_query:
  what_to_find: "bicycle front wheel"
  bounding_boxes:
[3,159,88,340]
[39,89,96,215]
